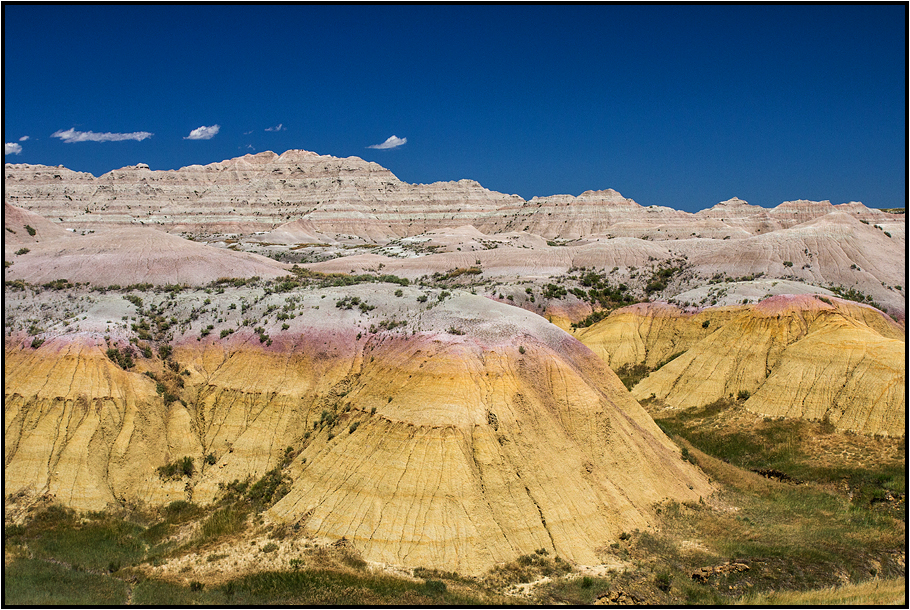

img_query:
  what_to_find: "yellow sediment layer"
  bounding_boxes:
[575,295,904,436]
[4,332,709,574]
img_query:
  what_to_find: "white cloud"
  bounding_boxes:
[368,135,407,150]
[19,136,29,141]
[185,125,220,140]
[265,123,285,132]
[5,142,23,155]
[52,128,153,143]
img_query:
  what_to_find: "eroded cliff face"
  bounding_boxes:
[6,152,902,242]
[4,287,709,574]
[575,295,905,436]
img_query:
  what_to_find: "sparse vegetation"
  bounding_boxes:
[157,456,194,479]
[105,346,135,369]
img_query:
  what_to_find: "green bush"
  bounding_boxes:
[105,347,135,369]
[15,247,30,255]
[158,456,194,479]
[25,224,36,236]
[246,468,291,509]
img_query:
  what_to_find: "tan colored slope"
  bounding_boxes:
[574,302,741,370]
[4,201,73,245]
[4,288,709,575]
[4,336,173,510]
[3,222,290,286]
[576,295,904,436]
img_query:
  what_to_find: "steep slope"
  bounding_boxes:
[576,295,904,436]
[573,302,742,371]
[4,284,709,574]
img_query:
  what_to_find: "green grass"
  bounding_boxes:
[4,558,129,605]
[737,577,905,605]
[5,507,148,572]
[132,578,228,605]
[216,568,489,605]
[534,575,613,604]
[193,505,249,546]
[655,400,906,524]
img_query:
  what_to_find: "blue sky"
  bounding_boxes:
[4,4,906,212]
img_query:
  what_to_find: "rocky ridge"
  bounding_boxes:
[5,151,902,242]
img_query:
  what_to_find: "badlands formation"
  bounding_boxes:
[3,150,905,576]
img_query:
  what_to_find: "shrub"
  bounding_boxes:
[518,345,526,354]
[25,224,36,236]
[15,247,30,255]
[737,389,751,401]
[105,347,135,370]
[158,456,194,480]
[246,468,291,509]
[783,261,793,267]
[30,338,45,349]
[701,320,710,328]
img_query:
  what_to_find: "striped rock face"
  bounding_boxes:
[4,285,709,575]
[576,295,905,437]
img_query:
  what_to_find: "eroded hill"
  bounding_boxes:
[4,281,709,574]
[575,295,905,436]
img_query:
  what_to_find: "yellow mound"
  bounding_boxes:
[576,295,904,436]
[4,306,709,574]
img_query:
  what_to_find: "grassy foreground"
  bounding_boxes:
[737,577,905,605]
